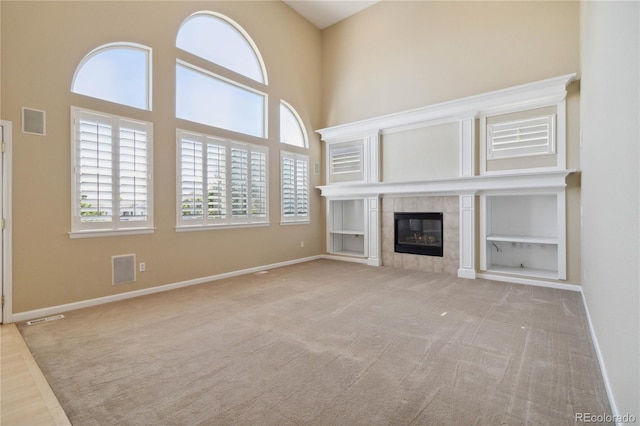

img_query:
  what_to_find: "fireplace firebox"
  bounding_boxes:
[394,212,443,256]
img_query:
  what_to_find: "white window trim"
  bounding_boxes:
[176,129,269,230]
[280,151,310,224]
[69,107,154,238]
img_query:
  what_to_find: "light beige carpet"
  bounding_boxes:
[18,260,610,425]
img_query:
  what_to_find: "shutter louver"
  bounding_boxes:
[488,115,555,159]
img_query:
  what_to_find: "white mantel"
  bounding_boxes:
[317,170,575,198]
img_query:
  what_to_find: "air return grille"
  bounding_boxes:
[22,107,46,136]
[112,254,136,285]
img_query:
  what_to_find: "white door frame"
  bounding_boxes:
[1,120,13,323]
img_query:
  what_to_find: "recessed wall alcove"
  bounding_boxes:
[382,196,459,275]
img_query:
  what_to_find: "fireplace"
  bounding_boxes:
[394,212,443,257]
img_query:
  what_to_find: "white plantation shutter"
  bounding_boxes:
[72,108,153,235]
[328,141,364,183]
[282,155,296,218]
[119,121,149,222]
[179,133,204,220]
[281,152,309,223]
[487,115,555,160]
[177,130,268,228]
[250,150,268,218]
[207,143,226,220]
[78,114,113,223]
[296,157,309,217]
[230,146,249,218]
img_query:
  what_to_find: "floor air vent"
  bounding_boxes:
[112,254,136,285]
[27,314,65,325]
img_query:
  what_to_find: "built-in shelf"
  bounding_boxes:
[481,192,566,280]
[330,229,364,236]
[328,199,366,258]
[487,235,558,244]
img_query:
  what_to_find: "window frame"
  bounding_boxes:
[70,107,154,239]
[176,129,269,231]
[280,151,310,225]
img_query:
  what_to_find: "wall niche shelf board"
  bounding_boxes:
[487,235,557,244]
[487,265,559,280]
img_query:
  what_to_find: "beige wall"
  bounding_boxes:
[381,122,459,181]
[1,1,324,313]
[580,1,639,418]
[322,1,580,127]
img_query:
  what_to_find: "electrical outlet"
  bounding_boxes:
[300,241,304,248]
[139,262,146,272]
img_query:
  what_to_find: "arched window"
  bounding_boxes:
[176,12,267,84]
[72,43,152,110]
[280,100,308,148]
[176,12,267,138]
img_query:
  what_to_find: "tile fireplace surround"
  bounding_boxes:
[382,196,459,275]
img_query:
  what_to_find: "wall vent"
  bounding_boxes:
[22,107,46,136]
[112,254,136,285]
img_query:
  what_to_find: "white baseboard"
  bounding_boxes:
[12,255,324,323]
[476,272,581,292]
[580,290,620,424]
[321,254,369,264]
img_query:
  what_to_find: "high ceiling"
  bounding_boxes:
[283,0,380,30]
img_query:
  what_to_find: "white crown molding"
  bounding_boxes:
[317,73,578,142]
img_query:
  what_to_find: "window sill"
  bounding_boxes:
[280,220,310,226]
[69,228,156,239]
[175,222,270,232]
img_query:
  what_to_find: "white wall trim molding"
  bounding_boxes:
[476,272,581,292]
[1,120,13,324]
[317,73,577,142]
[12,255,325,323]
[580,290,620,424]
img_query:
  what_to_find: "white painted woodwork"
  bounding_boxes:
[317,74,577,283]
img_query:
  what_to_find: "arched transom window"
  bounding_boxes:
[72,43,152,111]
[175,12,268,138]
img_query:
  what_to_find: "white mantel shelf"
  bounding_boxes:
[317,170,577,198]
